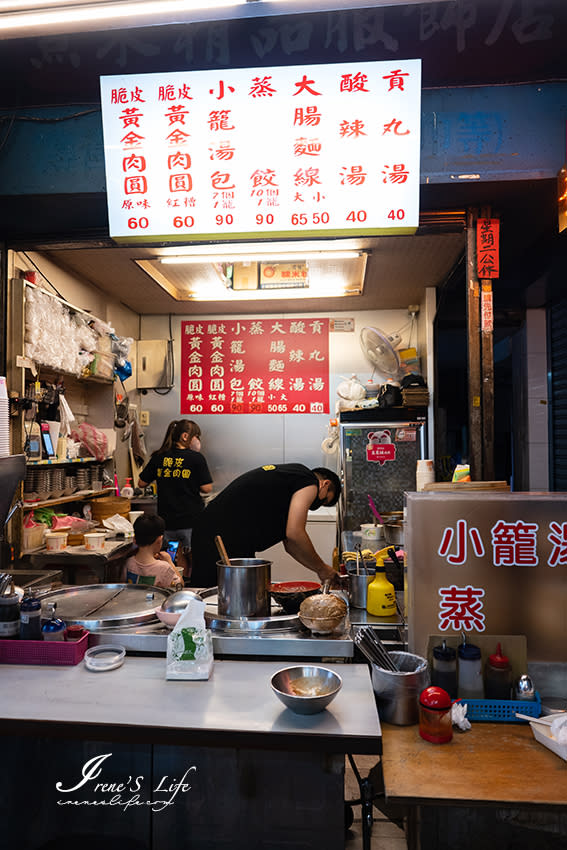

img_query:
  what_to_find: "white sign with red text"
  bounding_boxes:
[99,60,421,242]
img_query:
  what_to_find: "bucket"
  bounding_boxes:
[217,558,271,619]
[84,532,106,551]
[45,531,68,552]
[371,651,429,726]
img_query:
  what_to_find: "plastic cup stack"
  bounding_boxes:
[416,459,435,491]
[0,377,9,457]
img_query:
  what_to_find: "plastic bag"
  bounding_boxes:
[102,513,134,534]
[70,422,109,462]
[166,597,214,680]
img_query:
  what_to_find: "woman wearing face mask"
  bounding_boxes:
[138,419,213,580]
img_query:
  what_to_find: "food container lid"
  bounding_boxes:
[419,686,452,709]
[84,644,125,672]
[458,642,481,660]
[433,640,456,661]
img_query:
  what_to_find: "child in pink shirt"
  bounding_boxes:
[124,513,183,590]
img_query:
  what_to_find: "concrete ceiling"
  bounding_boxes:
[41,228,465,316]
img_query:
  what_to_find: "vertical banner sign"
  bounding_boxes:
[476,218,500,279]
[181,317,329,415]
[99,60,421,242]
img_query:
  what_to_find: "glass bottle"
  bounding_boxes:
[431,639,457,699]
[19,588,42,640]
[0,591,20,639]
[457,636,484,699]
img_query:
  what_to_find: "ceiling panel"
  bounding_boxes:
[43,231,465,316]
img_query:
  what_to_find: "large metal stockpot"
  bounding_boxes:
[216,558,272,619]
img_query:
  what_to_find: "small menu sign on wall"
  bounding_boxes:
[180,317,329,415]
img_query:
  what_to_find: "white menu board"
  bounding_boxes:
[100,60,421,243]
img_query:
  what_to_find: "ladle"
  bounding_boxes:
[215,535,231,566]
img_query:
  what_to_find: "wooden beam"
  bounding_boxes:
[466,209,482,480]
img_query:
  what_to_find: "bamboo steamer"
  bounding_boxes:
[91,496,131,523]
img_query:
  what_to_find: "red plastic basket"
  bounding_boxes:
[0,632,89,666]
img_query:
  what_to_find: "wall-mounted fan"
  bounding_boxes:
[359,326,402,381]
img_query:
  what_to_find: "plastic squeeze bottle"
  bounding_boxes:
[484,642,512,700]
[120,477,134,498]
[366,546,397,616]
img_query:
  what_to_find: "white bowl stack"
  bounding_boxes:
[0,377,9,457]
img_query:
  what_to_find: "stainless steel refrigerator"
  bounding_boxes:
[338,410,427,534]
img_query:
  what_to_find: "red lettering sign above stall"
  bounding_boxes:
[99,60,421,243]
[476,218,500,279]
[181,317,329,415]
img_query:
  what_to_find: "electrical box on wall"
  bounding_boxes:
[136,339,172,389]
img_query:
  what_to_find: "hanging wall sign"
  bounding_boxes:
[180,317,329,415]
[476,217,500,279]
[99,59,421,243]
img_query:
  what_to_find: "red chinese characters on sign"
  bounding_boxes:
[180,318,329,415]
[438,585,486,632]
[434,516,567,632]
[476,218,500,279]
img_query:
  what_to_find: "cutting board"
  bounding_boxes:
[423,481,510,491]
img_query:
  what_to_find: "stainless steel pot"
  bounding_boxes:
[217,558,272,619]
[383,521,404,547]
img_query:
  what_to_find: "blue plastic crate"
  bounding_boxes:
[460,692,541,722]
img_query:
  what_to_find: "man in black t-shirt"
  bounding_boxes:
[190,463,340,589]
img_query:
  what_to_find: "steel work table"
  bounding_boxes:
[0,657,381,850]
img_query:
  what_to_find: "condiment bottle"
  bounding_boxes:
[484,642,512,700]
[457,636,484,699]
[121,477,134,498]
[0,590,20,639]
[41,602,67,642]
[419,686,453,744]
[19,588,42,640]
[431,639,457,699]
[366,547,396,616]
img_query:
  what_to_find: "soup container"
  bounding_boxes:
[217,558,271,619]
[84,532,106,551]
[360,523,384,542]
[45,531,68,551]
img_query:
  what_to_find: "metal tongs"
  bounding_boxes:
[354,542,368,576]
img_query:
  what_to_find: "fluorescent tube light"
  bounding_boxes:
[160,251,363,264]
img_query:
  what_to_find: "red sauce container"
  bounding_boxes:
[419,686,453,744]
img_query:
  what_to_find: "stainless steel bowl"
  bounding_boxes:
[270,665,342,714]
[161,589,203,614]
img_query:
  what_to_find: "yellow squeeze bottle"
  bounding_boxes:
[366,546,397,616]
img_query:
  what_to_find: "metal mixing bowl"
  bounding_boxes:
[161,589,203,613]
[271,665,342,714]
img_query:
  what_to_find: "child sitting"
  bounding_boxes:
[124,513,183,590]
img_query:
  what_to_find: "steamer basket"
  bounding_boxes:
[91,496,131,523]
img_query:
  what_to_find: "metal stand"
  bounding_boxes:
[346,754,375,850]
